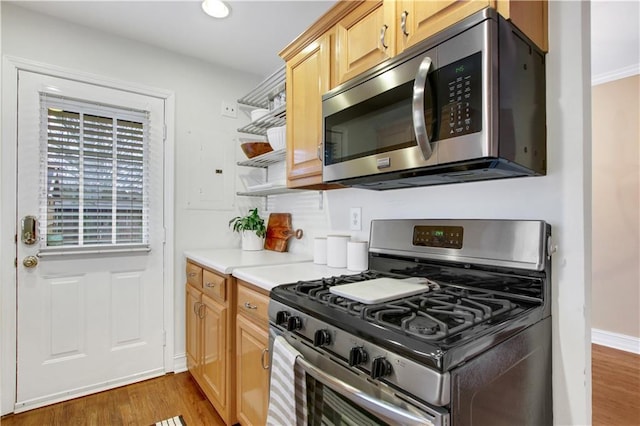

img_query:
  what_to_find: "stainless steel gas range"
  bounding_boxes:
[269,219,552,426]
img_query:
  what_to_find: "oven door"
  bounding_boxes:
[270,329,448,426]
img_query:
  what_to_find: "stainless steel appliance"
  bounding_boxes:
[322,8,546,190]
[269,219,552,425]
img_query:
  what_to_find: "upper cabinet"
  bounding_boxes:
[495,0,548,52]
[335,0,396,85]
[285,35,330,188]
[397,1,491,52]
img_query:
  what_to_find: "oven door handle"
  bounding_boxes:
[412,55,434,161]
[296,356,435,426]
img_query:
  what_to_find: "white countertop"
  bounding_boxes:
[232,262,355,292]
[184,248,312,275]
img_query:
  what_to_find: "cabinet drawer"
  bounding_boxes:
[237,283,269,326]
[203,269,227,302]
[186,262,203,288]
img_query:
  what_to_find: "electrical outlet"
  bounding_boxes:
[221,101,237,118]
[350,207,362,231]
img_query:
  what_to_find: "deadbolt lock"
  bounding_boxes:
[21,216,38,245]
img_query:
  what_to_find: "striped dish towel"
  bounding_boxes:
[266,336,307,426]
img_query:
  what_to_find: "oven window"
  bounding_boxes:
[306,375,389,426]
[324,80,434,166]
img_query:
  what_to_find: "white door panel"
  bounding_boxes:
[16,70,166,411]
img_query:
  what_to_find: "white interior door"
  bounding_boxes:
[16,70,166,411]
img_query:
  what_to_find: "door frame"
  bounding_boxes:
[1,56,176,415]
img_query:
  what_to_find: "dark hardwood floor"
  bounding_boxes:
[592,344,640,426]
[2,344,638,425]
[0,372,225,426]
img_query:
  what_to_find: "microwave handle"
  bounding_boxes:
[412,56,434,161]
[296,355,435,426]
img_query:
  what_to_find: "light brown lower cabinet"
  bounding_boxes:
[185,261,236,425]
[236,280,271,426]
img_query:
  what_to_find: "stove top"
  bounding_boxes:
[270,219,551,371]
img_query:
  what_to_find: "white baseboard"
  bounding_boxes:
[173,353,187,373]
[592,328,640,354]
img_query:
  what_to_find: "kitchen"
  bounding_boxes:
[0,1,636,426]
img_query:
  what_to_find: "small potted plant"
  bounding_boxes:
[229,208,267,251]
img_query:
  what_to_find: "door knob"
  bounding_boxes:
[23,256,38,268]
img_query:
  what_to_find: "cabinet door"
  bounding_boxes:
[335,0,396,85]
[201,294,228,410]
[286,33,331,188]
[186,283,201,375]
[397,0,490,52]
[236,314,270,426]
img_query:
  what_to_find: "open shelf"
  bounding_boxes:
[237,105,285,136]
[236,186,305,197]
[237,66,285,109]
[237,149,285,168]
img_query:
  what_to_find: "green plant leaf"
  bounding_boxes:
[228,208,266,238]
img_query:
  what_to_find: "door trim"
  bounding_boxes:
[1,56,176,415]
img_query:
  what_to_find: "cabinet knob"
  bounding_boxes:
[188,272,197,277]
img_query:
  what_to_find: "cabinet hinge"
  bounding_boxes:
[14,258,18,268]
[163,124,167,142]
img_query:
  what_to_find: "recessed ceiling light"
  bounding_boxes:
[202,0,230,19]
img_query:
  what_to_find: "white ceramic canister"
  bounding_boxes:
[327,235,350,268]
[347,241,369,271]
[313,237,327,264]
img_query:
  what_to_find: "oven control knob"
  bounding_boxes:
[313,329,331,347]
[286,316,302,331]
[275,311,290,326]
[370,357,392,379]
[348,346,368,367]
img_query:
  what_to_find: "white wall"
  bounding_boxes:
[269,2,593,424]
[591,75,640,347]
[0,2,261,414]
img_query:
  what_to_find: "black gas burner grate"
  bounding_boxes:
[283,269,525,341]
[360,288,516,340]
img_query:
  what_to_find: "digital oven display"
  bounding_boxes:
[413,226,464,249]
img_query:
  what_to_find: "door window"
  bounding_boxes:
[41,94,150,251]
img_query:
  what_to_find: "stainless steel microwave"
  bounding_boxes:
[322,8,546,190]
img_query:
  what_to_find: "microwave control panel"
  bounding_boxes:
[436,52,482,141]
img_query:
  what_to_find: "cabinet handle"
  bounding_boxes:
[401,11,409,36]
[261,348,270,369]
[205,281,216,288]
[198,303,206,319]
[188,272,197,277]
[193,302,200,316]
[244,302,258,310]
[380,24,388,49]
[317,143,323,161]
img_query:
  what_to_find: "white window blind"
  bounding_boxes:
[40,94,150,253]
